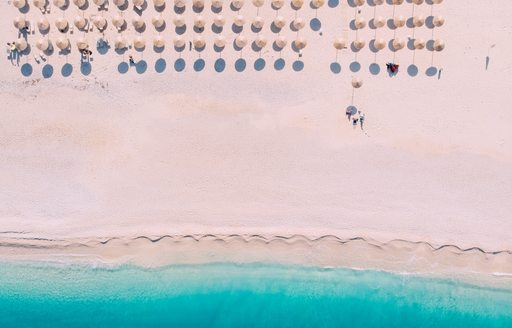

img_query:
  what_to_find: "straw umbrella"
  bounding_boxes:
[273,16,286,29]
[15,38,28,51]
[52,0,64,6]
[234,15,245,27]
[292,18,306,30]
[133,36,146,50]
[271,0,284,9]
[194,15,206,29]
[412,0,423,4]
[252,0,263,6]
[73,0,86,7]
[214,35,226,49]
[232,0,244,10]
[174,0,185,7]
[193,36,206,49]
[275,35,287,49]
[255,35,267,49]
[173,15,185,27]
[152,16,165,29]
[76,37,89,50]
[291,0,303,9]
[93,0,107,6]
[393,16,406,28]
[132,17,145,29]
[351,77,363,88]
[112,15,126,30]
[154,0,165,7]
[212,0,223,9]
[74,16,87,30]
[56,37,70,50]
[293,37,307,50]
[413,38,425,50]
[173,36,185,48]
[354,0,364,6]
[13,16,26,30]
[235,35,247,49]
[153,36,165,48]
[115,36,128,49]
[391,0,403,4]
[311,0,324,9]
[373,16,385,29]
[333,37,347,50]
[192,0,204,7]
[354,17,366,29]
[113,0,126,6]
[352,39,365,50]
[55,18,69,32]
[94,17,107,30]
[413,15,424,27]
[392,38,405,51]
[13,0,27,8]
[133,0,144,6]
[433,39,445,51]
[33,0,46,7]
[253,16,264,29]
[36,38,50,51]
[373,0,383,4]
[213,15,225,27]
[374,38,386,50]
[37,17,50,31]
[433,16,445,27]
[432,0,442,3]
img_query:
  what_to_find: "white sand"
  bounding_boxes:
[1,0,511,264]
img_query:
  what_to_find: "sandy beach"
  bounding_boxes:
[1,0,512,274]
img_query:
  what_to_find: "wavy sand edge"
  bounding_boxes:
[1,233,511,280]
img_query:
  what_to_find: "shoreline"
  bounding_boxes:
[2,232,512,288]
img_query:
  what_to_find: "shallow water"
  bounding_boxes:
[1,261,511,327]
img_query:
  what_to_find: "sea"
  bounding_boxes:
[1,261,511,327]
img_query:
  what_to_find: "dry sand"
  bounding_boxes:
[1,0,512,273]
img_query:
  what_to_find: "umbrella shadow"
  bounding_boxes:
[330,62,341,74]
[407,64,418,77]
[175,25,186,35]
[232,24,243,33]
[61,63,73,77]
[292,60,304,72]
[274,58,285,71]
[135,60,147,74]
[212,25,223,33]
[328,0,339,8]
[270,22,282,34]
[21,63,33,76]
[174,58,186,72]
[254,58,265,71]
[174,5,185,14]
[369,63,380,75]
[118,61,129,74]
[214,58,226,72]
[235,58,246,72]
[310,18,321,32]
[155,58,167,73]
[80,62,92,75]
[349,61,361,72]
[426,66,437,77]
[193,58,205,71]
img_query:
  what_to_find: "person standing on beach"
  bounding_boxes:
[359,112,365,130]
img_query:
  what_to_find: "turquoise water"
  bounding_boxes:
[1,262,511,327]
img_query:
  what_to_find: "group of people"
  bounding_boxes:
[346,109,365,130]
[80,48,93,61]
[386,63,400,74]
